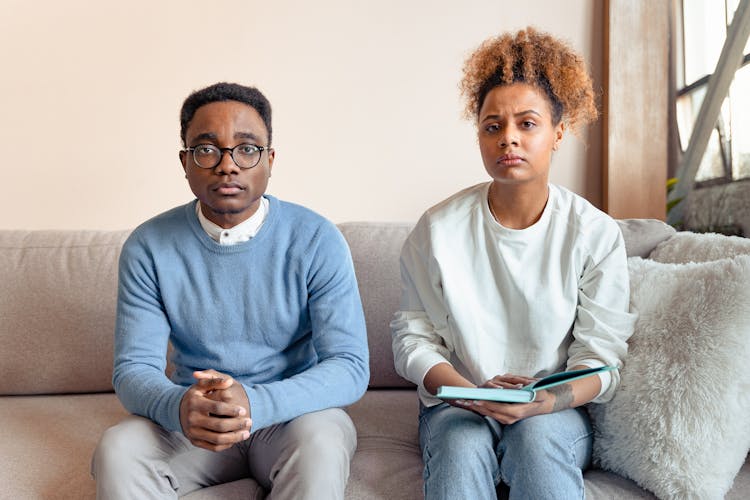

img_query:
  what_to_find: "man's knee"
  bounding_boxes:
[287,408,357,460]
[266,408,356,497]
[92,416,169,476]
[92,416,185,498]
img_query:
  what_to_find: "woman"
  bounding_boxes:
[391,27,636,499]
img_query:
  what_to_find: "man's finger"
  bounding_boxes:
[193,370,234,391]
[201,415,253,434]
[193,369,232,383]
[189,426,251,447]
[196,377,233,391]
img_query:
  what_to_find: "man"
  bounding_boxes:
[92,82,369,499]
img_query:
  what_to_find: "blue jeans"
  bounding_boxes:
[419,403,592,500]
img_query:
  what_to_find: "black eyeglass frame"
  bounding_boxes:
[181,143,272,170]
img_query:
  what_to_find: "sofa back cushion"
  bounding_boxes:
[615,218,676,258]
[0,224,416,395]
[338,222,416,389]
[0,218,675,396]
[0,230,130,395]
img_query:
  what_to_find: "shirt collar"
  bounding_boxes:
[195,197,269,245]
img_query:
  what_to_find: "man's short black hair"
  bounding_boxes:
[180,82,273,146]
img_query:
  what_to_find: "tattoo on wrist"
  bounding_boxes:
[548,383,574,412]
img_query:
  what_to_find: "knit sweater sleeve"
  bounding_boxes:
[241,222,369,432]
[112,232,187,432]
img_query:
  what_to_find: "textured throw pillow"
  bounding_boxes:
[588,255,750,500]
[650,231,750,264]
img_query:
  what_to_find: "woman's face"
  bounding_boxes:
[477,83,564,188]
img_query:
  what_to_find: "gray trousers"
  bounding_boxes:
[91,408,356,499]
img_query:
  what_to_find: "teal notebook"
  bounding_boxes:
[435,366,616,403]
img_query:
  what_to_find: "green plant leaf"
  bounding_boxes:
[667,197,684,212]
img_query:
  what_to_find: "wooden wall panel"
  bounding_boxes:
[603,0,669,220]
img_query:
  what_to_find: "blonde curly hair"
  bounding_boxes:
[460,27,598,133]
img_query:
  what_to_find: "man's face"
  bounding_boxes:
[180,100,274,229]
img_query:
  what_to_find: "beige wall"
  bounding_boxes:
[0,0,602,230]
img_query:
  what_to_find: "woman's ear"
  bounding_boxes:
[552,122,565,151]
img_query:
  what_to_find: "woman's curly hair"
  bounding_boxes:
[460,27,598,133]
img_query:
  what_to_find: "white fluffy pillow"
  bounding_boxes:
[650,231,750,264]
[588,255,750,500]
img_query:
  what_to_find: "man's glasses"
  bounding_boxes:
[182,143,271,170]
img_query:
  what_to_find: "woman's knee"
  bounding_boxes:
[501,409,592,466]
[420,406,497,468]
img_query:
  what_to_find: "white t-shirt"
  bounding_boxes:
[391,182,636,407]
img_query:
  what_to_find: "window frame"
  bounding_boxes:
[675,0,750,188]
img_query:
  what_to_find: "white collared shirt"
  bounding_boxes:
[195,197,269,245]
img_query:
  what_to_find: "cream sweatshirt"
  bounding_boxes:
[391,182,636,407]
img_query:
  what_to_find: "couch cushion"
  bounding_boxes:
[0,393,128,499]
[5,390,749,500]
[0,223,416,394]
[0,230,130,395]
[346,390,423,499]
[338,223,415,389]
[616,218,676,258]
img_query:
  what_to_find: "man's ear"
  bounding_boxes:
[267,148,275,177]
[179,150,187,176]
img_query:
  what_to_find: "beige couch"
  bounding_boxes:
[2,220,749,499]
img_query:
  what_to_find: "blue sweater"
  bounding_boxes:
[113,196,369,433]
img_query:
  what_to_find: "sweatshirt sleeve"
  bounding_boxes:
[240,223,369,432]
[567,226,637,403]
[112,233,187,433]
[390,217,452,389]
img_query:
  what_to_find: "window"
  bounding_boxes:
[675,0,750,185]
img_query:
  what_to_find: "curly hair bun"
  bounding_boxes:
[460,26,598,133]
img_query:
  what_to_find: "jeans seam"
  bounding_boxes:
[495,433,506,487]
[420,414,433,492]
[569,430,594,464]
[570,430,593,500]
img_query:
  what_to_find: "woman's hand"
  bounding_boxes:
[480,373,537,389]
[452,373,551,424]
[454,367,599,424]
